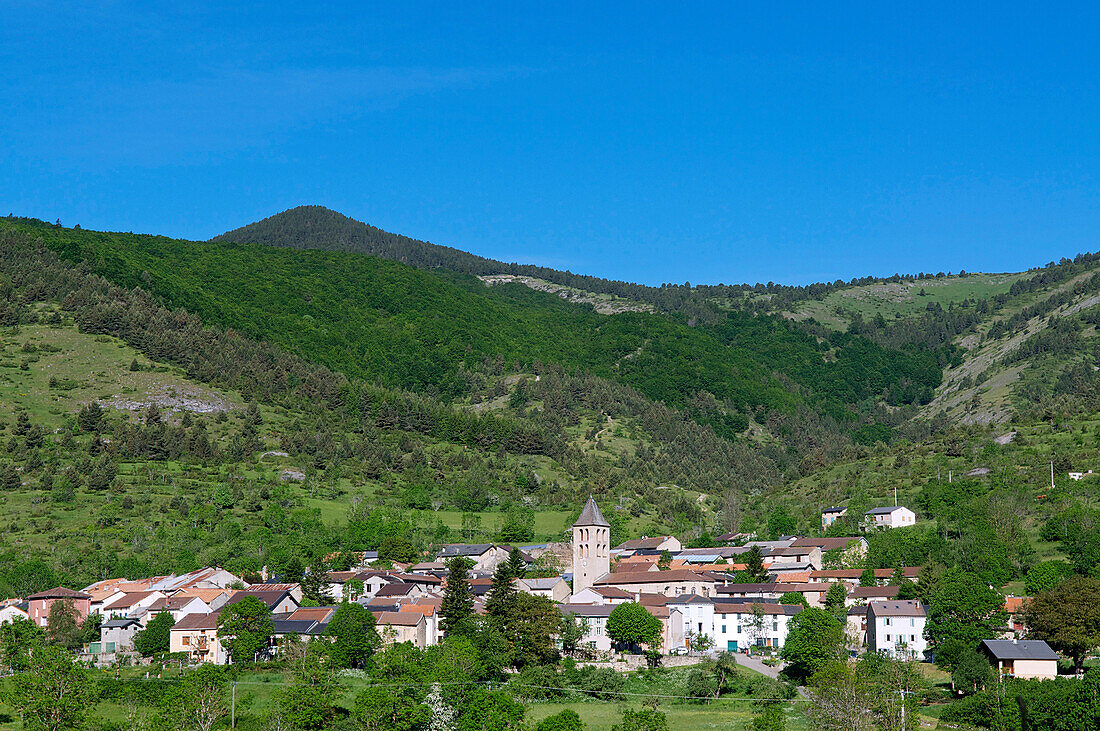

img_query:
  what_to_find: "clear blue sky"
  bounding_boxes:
[3,3,1099,286]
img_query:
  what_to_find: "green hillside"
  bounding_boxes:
[3,217,940,442]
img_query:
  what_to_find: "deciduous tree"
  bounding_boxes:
[216,595,274,664]
[3,644,93,731]
[1022,575,1100,674]
[326,601,378,669]
[606,602,662,651]
[779,608,845,683]
[134,611,173,656]
[925,569,1007,671]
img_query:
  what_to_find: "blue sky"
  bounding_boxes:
[3,3,1099,286]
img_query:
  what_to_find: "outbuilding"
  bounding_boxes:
[980,639,1059,680]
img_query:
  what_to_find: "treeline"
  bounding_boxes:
[989,273,1100,342]
[212,207,1038,322]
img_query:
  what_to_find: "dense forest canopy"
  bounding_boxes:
[4,217,938,445]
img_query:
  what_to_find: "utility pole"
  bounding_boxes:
[1051,460,1055,490]
[232,681,236,728]
[893,485,898,508]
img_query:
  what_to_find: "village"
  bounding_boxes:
[3,497,1057,683]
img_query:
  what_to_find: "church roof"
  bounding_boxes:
[574,496,609,527]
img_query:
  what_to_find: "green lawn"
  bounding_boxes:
[528,699,810,730]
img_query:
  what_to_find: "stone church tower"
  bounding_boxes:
[572,496,610,594]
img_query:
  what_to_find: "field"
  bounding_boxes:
[781,272,1026,331]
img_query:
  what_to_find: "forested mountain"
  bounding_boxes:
[213,206,732,323]
[5,218,939,445]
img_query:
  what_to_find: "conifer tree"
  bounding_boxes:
[440,557,475,637]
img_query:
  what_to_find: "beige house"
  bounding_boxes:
[436,544,510,572]
[612,535,682,556]
[170,612,229,664]
[594,569,721,598]
[767,546,823,570]
[519,576,571,603]
[791,536,868,565]
[820,507,847,530]
[980,640,1059,680]
[376,611,428,647]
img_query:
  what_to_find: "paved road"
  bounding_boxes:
[736,653,782,678]
[735,654,810,699]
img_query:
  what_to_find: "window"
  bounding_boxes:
[721,613,726,620]
[721,625,726,633]
[698,622,704,633]
[886,634,891,642]
[909,618,915,627]
[884,618,891,626]
[182,636,189,646]
[772,622,778,631]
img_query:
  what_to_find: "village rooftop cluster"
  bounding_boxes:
[2,497,1057,681]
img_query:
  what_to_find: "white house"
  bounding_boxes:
[667,594,715,649]
[712,601,801,653]
[866,600,927,660]
[821,507,847,529]
[667,595,802,653]
[863,506,916,530]
[0,604,28,626]
[101,591,166,620]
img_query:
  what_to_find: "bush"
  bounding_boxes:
[509,664,565,700]
[536,709,585,731]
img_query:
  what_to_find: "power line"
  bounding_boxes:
[114,674,809,702]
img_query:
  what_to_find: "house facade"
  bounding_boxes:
[170,612,229,664]
[98,617,142,653]
[519,576,571,603]
[27,587,91,628]
[711,601,800,652]
[980,639,1059,680]
[863,507,916,530]
[375,612,428,647]
[866,600,927,660]
[821,507,847,529]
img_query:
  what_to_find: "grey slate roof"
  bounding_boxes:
[574,496,609,527]
[981,639,1059,661]
[438,544,493,558]
[868,600,926,617]
[102,617,141,628]
[866,506,908,515]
